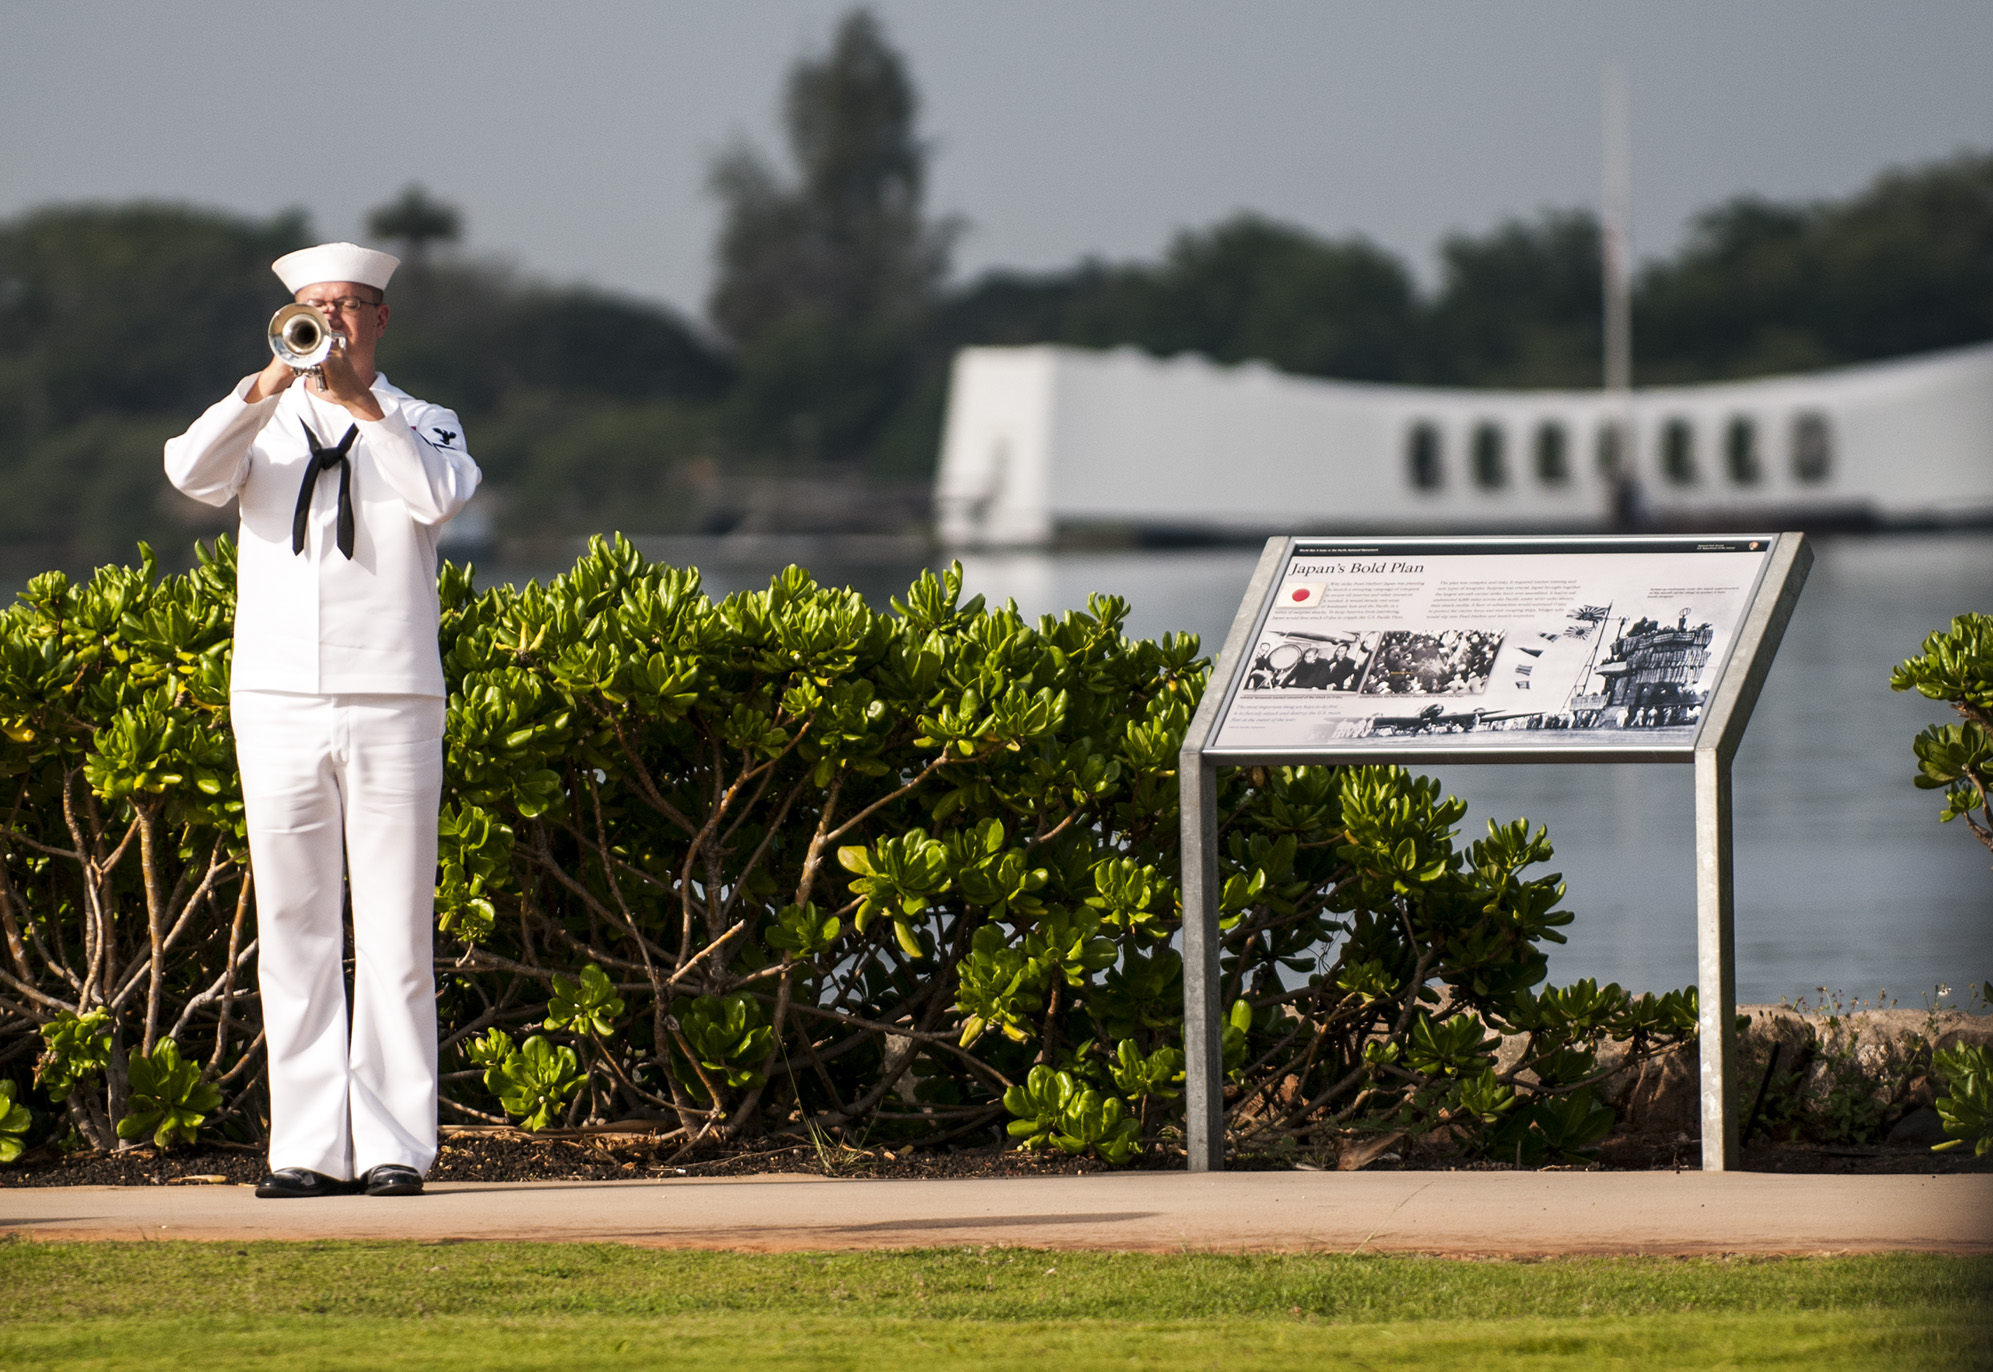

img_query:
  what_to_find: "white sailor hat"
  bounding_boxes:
[272,242,401,295]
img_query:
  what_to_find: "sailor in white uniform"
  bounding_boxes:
[164,242,480,1198]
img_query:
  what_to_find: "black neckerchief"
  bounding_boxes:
[293,420,359,558]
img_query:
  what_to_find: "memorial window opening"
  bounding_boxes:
[1471,423,1507,489]
[1661,418,1697,485]
[1726,416,1761,485]
[1596,421,1628,480]
[1534,421,1570,485]
[1792,412,1832,483]
[1407,423,1444,490]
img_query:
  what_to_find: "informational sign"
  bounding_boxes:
[1179,532,1811,1176]
[1208,536,1777,759]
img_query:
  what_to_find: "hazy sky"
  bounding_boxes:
[4,2,1988,319]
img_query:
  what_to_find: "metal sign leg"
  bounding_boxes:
[1180,756,1223,1172]
[1694,746,1740,1171]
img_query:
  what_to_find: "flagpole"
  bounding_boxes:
[1601,61,1637,525]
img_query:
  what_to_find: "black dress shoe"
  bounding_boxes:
[254,1167,357,1199]
[362,1164,424,1196]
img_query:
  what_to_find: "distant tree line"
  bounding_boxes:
[0,199,734,561]
[936,152,1993,390]
[0,7,1988,560]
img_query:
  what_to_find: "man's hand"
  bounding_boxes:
[309,343,385,421]
[245,354,299,404]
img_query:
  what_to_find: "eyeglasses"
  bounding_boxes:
[297,296,384,316]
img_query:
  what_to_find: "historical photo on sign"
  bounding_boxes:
[1243,631,1375,692]
[1361,629,1504,696]
[1210,538,1775,755]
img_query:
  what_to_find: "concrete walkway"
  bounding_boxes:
[5,1171,1989,1255]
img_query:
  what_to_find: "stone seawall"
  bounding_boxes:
[1586,1004,1993,1142]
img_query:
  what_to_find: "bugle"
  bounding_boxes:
[267,303,346,381]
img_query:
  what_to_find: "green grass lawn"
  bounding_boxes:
[1,1240,1986,1371]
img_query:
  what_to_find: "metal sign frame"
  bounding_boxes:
[1177,532,1813,1172]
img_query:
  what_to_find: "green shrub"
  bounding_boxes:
[1891,612,1993,864]
[1932,1042,1992,1157]
[34,1009,112,1102]
[423,535,1699,1160]
[0,1079,29,1161]
[481,1034,586,1132]
[0,543,247,1155]
[115,1036,221,1149]
[0,535,1697,1165]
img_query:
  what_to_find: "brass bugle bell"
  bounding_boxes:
[267,303,346,373]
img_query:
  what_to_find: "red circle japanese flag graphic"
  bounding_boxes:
[1284,583,1324,607]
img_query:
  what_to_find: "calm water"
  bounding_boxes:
[482,532,1993,1003]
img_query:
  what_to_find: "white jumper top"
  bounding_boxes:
[164,374,481,697]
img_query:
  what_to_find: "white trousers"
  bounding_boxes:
[232,690,445,1179]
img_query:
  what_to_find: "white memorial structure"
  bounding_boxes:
[934,342,1993,547]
